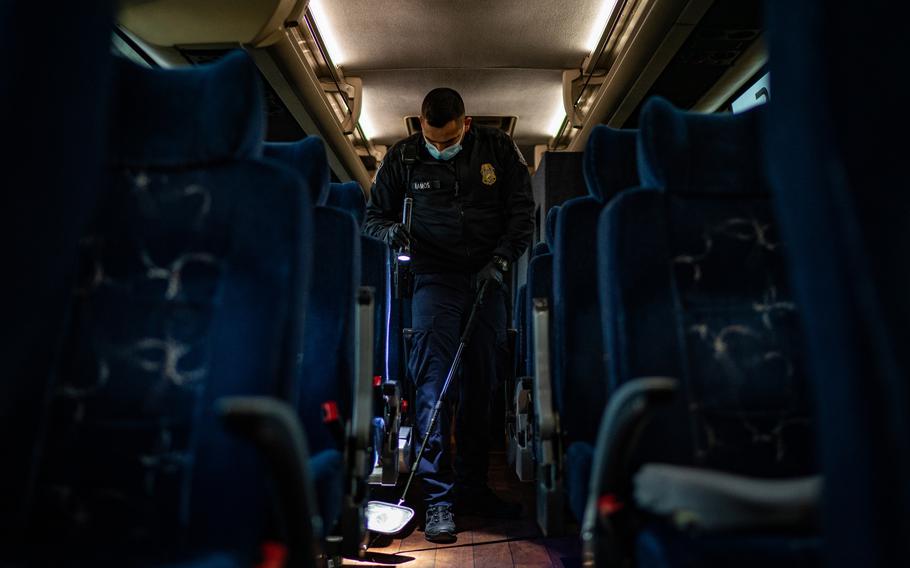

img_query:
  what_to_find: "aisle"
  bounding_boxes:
[344,453,581,567]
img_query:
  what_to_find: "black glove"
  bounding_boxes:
[475,256,508,290]
[383,223,412,250]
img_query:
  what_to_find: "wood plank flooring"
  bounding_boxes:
[344,453,580,567]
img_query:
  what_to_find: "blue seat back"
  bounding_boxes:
[763,1,910,563]
[552,126,638,443]
[327,180,394,386]
[264,140,361,454]
[599,97,813,475]
[328,181,366,226]
[325,180,388,382]
[518,208,556,378]
[0,4,113,542]
[264,139,331,207]
[525,206,560,378]
[31,52,313,563]
[531,242,550,257]
[303,207,360,453]
[544,205,559,249]
[361,236,389,380]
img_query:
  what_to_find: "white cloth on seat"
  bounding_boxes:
[635,463,822,532]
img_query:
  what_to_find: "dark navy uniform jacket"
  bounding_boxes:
[363,125,535,274]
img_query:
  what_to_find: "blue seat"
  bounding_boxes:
[552,126,638,522]
[525,205,565,531]
[327,181,366,226]
[263,140,331,207]
[29,52,328,565]
[545,204,559,251]
[324,180,396,483]
[0,4,113,545]
[515,208,557,379]
[590,97,817,566]
[265,140,359,441]
[326,181,389,384]
[264,140,361,535]
[525,207,559,378]
[763,1,910,564]
[360,237,390,382]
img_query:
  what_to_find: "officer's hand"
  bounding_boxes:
[385,223,412,250]
[475,258,505,291]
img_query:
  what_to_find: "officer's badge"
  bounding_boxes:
[481,163,497,186]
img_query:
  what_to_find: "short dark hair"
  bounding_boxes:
[421,88,465,128]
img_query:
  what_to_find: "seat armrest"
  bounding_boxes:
[217,396,324,568]
[532,297,563,536]
[581,377,677,565]
[338,286,376,556]
[532,299,557,443]
[351,287,376,480]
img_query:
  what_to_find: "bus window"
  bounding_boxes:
[731,71,770,113]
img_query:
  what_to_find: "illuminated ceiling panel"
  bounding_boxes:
[310,0,615,146]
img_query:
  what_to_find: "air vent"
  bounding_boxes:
[179,48,306,142]
[676,28,761,67]
[405,116,517,138]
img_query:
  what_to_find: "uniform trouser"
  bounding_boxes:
[408,272,507,507]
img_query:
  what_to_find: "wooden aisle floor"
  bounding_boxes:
[344,452,581,567]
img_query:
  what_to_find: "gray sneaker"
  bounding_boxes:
[424,504,456,543]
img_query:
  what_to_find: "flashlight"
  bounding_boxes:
[396,197,413,262]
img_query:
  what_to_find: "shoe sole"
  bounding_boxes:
[425,531,457,544]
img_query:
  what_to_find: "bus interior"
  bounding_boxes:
[2,0,908,567]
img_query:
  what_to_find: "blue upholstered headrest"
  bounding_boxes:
[264,138,331,206]
[110,51,265,167]
[637,97,767,195]
[545,206,559,247]
[583,125,639,203]
[326,181,366,226]
[532,242,550,258]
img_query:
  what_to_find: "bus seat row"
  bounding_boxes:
[558,126,639,524]
[32,51,326,566]
[265,146,402,543]
[507,204,560,484]
[265,140,360,459]
[589,98,817,566]
[324,180,403,486]
[1,47,382,567]
[515,96,822,566]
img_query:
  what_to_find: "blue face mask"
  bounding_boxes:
[425,130,464,161]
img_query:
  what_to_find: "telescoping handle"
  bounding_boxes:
[396,197,413,262]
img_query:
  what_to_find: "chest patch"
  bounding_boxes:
[412,180,441,191]
[481,163,497,186]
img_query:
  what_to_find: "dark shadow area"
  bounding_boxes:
[347,552,416,565]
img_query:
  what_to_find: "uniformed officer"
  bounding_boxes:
[363,88,534,542]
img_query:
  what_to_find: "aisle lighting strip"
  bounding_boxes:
[307,0,346,66]
[552,0,620,138]
[307,0,377,140]
[587,0,620,52]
